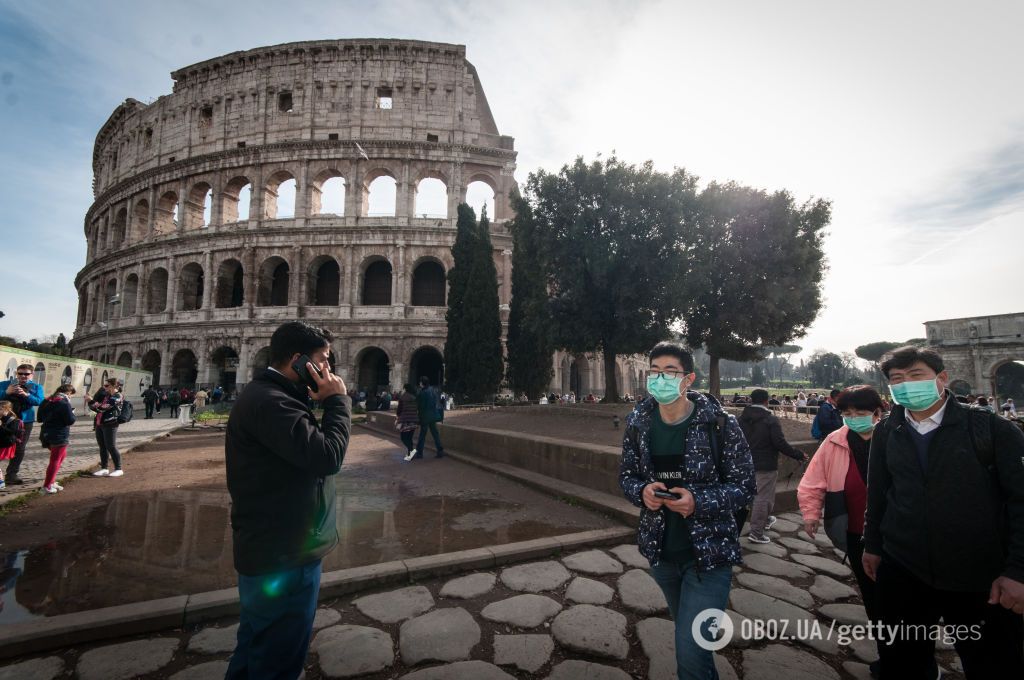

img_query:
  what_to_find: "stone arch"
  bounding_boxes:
[251,346,271,380]
[103,279,118,320]
[117,351,133,368]
[466,174,497,219]
[111,207,128,245]
[949,379,973,396]
[215,258,245,308]
[409,345,444,388]
[264,169,296,220]
[210,346,240,392]
[222,176,252,223]
[131,199,149,241]
[257,256,290,306]
[178,262,205,311]
[311,168,347,216]
[147,268,169,313]
[414,175,448,218]
[78,287,89,326]
[155,190,179,235]
[361,257,392,305]
[185,181,213,229]
[361,167,398,217]
[992,358,1024,402]
[307,255,341,306]
[141,349,162,385]
[411,259,446,306]
[122,274,139,316]
[170,348,198,387]
[355,346,391,393]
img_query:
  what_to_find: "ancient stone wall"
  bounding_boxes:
[72,39,516,392]
[924,313,1024,395]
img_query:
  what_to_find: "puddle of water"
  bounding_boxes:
[0,477,574,622]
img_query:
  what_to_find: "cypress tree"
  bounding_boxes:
[459,207,504,402]
[443,203,478,399]
[506,195,555,399]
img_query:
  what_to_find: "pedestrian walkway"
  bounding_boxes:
[0,416,183,505]
[0,514,967,679]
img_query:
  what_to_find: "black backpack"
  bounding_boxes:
[702,394,750,530]
[117,400,134,424]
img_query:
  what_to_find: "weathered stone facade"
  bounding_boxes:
[924,312,1024,395]
[71,39,518,392]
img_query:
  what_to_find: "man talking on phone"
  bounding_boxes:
[225,322,351,680]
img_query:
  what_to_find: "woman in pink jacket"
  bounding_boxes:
[797,384,885,677]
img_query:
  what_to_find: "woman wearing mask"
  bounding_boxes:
[797,384,884,677]
[37,384,77,493]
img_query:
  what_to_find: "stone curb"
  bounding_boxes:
[0,427,182,510]
[356,420,642,525]
[0,527,633,660]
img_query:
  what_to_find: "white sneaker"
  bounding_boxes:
[766,515,778,530]
[109,470,124,477]
[403,452,415,462]
[54,482,63,490]
[44,484,59,494]
[93,469,110,477]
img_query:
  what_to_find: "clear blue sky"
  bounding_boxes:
[1,0,1022,360]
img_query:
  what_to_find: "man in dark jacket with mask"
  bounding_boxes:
[863,346,1024,679]
[738,389,807,543]
[225,322,351,680]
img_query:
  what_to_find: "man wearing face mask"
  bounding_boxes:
[863,346,1024,679]
[619,341,755,680]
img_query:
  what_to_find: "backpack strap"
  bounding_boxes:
[966,406,994,469]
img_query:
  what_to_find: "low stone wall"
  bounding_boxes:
[364,411,817,510]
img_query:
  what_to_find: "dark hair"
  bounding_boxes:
[750,388,769,404]
[648,341,694,373]
[269,322,334,366]
[419,376,429,388]
[880,346,944,379]
[51,384,76,397]
[105,377,121,388]
[977,396,989,407]
[829,389,841,399]
[836,385,885,413]
[16,363,33,372]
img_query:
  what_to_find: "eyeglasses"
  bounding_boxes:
[647,369,687,380]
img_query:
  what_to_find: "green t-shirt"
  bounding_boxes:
[650,400,696,563]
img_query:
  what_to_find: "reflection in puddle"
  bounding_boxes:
[0,477,575,622]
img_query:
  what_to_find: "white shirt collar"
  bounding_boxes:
[904,395,949,433]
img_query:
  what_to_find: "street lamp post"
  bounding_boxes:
[99,294,121,364]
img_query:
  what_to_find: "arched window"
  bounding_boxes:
[257,257,290,306]
[155,191,178,235]
[112,208,127,245]
[308,257,341,306]
[362,260,392,305]
[147,268,168,313]
[411,261,446,306]
[141,349,161,386]
[364,173,397,217]
[222,176,252,223]
[78,289,89,326]
[186,182,213,229]
[171,349,198,387]
[117,352,133,368]
[132,199,149,241]
[179,263,204,311]
[122,274,139,316]
[466,179,496,220]
[311,170,346,216]
[414,177,448,218]
[215,259,244,308]
[103,279,118,320]
[265,171,296,220]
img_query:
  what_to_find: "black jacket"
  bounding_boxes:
[225,369,351,575]
[738,405,805,471]
[864,394,1024,592]
[38,396,76,446]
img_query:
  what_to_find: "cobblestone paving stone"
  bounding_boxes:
[0,417,182,502]
[0,526,970,679]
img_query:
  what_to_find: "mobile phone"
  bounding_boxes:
[653,489,681,500]
[291,355,324,391]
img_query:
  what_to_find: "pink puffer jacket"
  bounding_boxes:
[796,425,852,523]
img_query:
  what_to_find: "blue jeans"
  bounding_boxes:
[226,560,322,680]
[650,559,733,680]
[415,422,444,456]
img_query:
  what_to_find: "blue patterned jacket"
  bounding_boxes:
[619,392,756,571]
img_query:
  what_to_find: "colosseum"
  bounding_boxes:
[71,38,646,398]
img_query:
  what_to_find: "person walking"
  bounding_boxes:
[863,346,1024,678]
[141,385,158,419]
[619,341,755,680]
[89,378,124,477]
[797,384,886,678]
[225,322,350,680]
[37,384,77,494]
[167,389,181,418]
[413,377,445,459]
[0,363,45,485]
[0,401,25,490]
[811,389,844,442]
[194,387,209,413]
[397,383,419,460]
[738,388,807,544]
